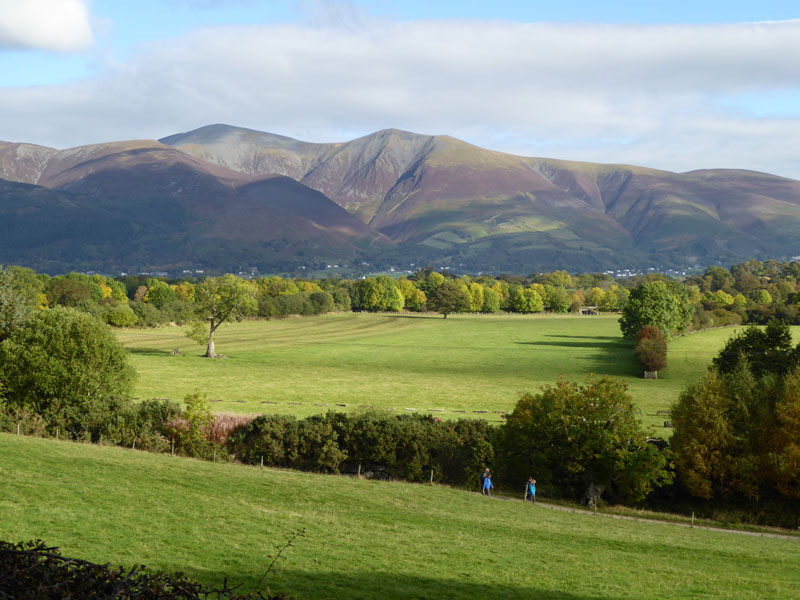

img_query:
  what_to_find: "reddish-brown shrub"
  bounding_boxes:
[637,325,665,342]
[634,336,667,372]
[208,412,258,445]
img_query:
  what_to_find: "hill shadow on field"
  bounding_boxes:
[208,569,618,600]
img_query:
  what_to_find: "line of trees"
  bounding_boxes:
[5,260,800,336]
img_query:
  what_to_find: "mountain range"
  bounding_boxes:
[2,124,800,274]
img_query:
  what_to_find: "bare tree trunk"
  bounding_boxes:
[205,319,218,358]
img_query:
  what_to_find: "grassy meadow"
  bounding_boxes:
[116,313,768,432]
[2,433,798,599]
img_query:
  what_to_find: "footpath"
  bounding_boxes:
[482,492,800,541]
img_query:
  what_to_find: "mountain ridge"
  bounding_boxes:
[2,125,800,273]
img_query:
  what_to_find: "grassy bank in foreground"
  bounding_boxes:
[116,313,758,431]
[2,434,799,599]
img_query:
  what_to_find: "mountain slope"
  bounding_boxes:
[163,125,800,270]
[0,141,390,272]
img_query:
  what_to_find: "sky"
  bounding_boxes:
[1,0,800,177]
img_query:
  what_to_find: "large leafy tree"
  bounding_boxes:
[495,376,671,505]
[426,279,470,318]
[619,280,693,340]
[0,306,135,436]
[186,274,257,358]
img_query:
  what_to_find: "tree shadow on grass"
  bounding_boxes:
[203,569,618,600]
[381,314,445,320]
[125,347,175,356]
[515,335,637,378]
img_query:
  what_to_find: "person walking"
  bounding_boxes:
[525,477,536,503]
[480,468,490,495]
[482,471,493,496]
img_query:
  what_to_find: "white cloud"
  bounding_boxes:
[2,18,800,177]
[0,0,93,51]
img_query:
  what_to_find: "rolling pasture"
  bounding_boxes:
[116,313,757,432]
[2,433,798,599]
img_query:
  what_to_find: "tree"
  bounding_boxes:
[47,277,91,307]
[619,280,693,340]
[186,274,257,358]
[376,276,404,312]
[495,376,670,506]
[510,287,543,313]
[0,306,135,436]
[397,278,426,311]
[468,282,484,313]
[426,279,470,318]
[712,319,797,378]
[0,266,32,342]
[143,279,177,310]
[585,286,605,307]
[481,288,501,313]
[543,285,571,313]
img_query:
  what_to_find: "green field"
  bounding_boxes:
[2,433,798,599]
[117,313,765,432]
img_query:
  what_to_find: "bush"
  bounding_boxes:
[165,392,221,459]
[0,540,288,599]
[0,306,135,439]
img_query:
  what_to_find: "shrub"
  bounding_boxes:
[208,412,259,446]
[228,412,496,485]
[0,540,288,599]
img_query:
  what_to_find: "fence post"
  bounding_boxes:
[171,440,174,456]
[357,464,361,477]
[430,469,434,484]
[691,512,695,528]
[213,449,216,463]
[56,429,59,440]
[17,423,20,436]
[261,456,264,467]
